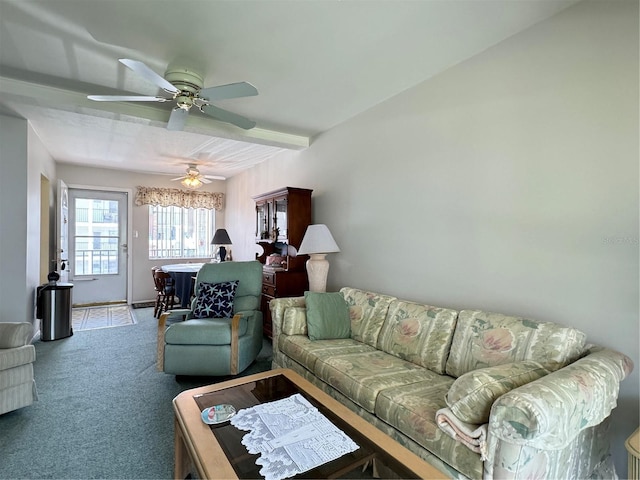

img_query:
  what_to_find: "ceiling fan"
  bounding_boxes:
[87,58,258,131]
[171,165,225,189]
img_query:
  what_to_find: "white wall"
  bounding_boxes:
[0,115,29,323]
[56,164,227,303]
[0,114,56,332]
[227,1,638,474]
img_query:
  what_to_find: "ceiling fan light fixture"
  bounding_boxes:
[176,95,193,110]
[181,176,203,189]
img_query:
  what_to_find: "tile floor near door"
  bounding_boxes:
[72,304,136,331]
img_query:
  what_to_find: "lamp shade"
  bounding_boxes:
[297,224,340,255]
[211,228,232,245]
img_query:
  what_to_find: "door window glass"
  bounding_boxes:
[74,198,119,275]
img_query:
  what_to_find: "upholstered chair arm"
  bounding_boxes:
[0,322,32,348]
[157,309,191,371]
[229,312,246,375]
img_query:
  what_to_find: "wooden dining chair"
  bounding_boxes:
[153,269,176,319]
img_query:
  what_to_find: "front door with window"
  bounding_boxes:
[68,189,128,305]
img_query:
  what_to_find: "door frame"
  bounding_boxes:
[66,183,133,305]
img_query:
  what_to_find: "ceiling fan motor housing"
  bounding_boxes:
[164,67,204,93]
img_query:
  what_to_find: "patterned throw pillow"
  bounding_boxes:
[445,360,550,424]
[193,281,239,319]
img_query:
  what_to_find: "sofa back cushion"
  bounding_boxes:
[340,288,396,348]
[377,300,458,374]
[445,310,587,378]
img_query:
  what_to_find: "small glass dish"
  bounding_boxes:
[201,404,236,425]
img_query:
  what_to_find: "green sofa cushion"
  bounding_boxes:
[445,310,586,377]
[377,300,458,375]
[376,378,483,480]
[340,287,396,348]
[314,349,437,412]
[446,360,549,424]
[304,291,351,341]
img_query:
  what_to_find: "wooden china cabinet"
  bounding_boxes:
[252,187,312,338]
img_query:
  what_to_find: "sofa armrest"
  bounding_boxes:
[488,347,633,450]
[269,297,306,362]
[0,322,32,348]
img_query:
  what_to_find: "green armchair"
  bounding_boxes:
[157,261,264,376]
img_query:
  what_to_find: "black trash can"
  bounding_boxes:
[37,281,74,341]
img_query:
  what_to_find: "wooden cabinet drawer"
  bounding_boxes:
[262,271,276,285]
[259,268,308,339]
[262,284,276,296]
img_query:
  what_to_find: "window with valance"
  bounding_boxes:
[134,186,224,210]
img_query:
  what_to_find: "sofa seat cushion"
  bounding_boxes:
[340,288,396,348]
[314,350,439,412]
[377,300,458,374]
[376,379,482,479]
[0,345,36,371]
[0,363,34,389]
[165,317,248,345]
[446,310,587,377]
[279,335,375,373]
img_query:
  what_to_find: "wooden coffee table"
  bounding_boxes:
[172,368,447,479]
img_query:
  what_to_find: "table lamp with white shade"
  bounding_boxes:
[297,224,340,292]
[211,228,232,262]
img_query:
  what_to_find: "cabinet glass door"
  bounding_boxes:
[256,202,270,240]
[274,198,288,241]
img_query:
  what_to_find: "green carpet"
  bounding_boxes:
[0,307,273,479]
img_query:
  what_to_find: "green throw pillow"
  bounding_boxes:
[304,291,351,341]
[446,360,549,424]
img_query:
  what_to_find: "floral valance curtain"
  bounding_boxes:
[135,186,224,210]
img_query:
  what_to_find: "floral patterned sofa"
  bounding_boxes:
[270,288,633,479]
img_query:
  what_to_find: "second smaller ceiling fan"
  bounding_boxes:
[171,165,225,189]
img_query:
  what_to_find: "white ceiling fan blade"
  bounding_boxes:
[87,95,169,102]
[200,177,212,184]
[201,104,256,130]
[204,175,227,181]
[119,58,179,95]
[170,176,187,181]
[167,108,189,131]
[199,82,258,102]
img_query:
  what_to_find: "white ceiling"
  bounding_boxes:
[0,0,577,179]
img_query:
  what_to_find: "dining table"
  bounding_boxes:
[160,263,205,308]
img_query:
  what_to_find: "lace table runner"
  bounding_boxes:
[230,393,359,480]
